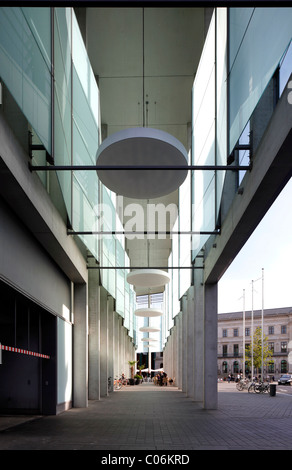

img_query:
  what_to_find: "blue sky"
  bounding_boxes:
[218,176,292,313]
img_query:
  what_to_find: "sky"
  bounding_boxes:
[218,176,292,314]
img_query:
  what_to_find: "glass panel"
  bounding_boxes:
[229,7,292,154]
[171,223,180,319]
[0,7,51,152]
[116,239,125,317]
[54,7,72,218]
[179,165,191,298]
[100,186,116,298]
[279,41,292,95]
[216,8,227,218]
[21,7,51,68]
[192,12,216,260]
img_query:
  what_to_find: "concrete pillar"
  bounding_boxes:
[181,295,188,393]
[172,324,177,383]
[100,286,108,397]
[88,267,100,400]
[186,286,195,398]
[114,312,120,379]
[203,282,218,409]
[193,269,204,403]
[73,282,88,408]
[107,296,114,392]
[177,311,183,389]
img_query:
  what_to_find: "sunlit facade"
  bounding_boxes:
[0,6,291,414]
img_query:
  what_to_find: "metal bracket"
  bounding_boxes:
[29,163,252,172]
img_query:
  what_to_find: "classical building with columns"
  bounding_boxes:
[0,5,292,415]
[217,307,292,380]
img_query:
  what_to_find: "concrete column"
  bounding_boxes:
[100,287,108,397]
[73,282,88,408]
[88,267,100,400]
[186,286,195,398]
[114,312,120,379]
[107,297,114,392]
[177,311,183,389]
[203,282,218,409]
[171,325,177,383]
[193,270,204,403]
[181,295,188,393]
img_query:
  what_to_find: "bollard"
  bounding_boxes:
[270,384,276,396]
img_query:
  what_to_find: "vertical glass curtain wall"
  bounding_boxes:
[191,8,227,261]
[0,7,52,153]
[0,7,135,339]
[162,8,228,344]
[228,7,292,155]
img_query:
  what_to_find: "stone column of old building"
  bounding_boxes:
[88,266,100,400]
[288,313,292,374]
[73,282,88,408]
[100,286,108,397]
[203,282,218,409]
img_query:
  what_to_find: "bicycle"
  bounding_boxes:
[236,378,250,391]
[113,375,128,391]
[248,381,270,393]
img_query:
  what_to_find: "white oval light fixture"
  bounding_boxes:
[96,127,188,199]
[134,307,163,317]
[141,337,157,342]
[127,269,170,288]
[139,326,160,333]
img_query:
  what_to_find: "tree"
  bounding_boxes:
[128,360,137,379]
[245,326,273,378]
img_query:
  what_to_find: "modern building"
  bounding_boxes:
[0,5,291,415]
[218,307,292,380]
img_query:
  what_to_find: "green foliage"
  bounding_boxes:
[245,326,273,373]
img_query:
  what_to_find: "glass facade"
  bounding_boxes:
[0,7,52,152]
[0,7,135,339]
[228,7,292,154]
[1,6,291,351]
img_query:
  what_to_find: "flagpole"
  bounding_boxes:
[262,268,264,381]
[243,289,246,379]
[251,280,254,381]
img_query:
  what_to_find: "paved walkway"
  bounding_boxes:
[0,382,292,455]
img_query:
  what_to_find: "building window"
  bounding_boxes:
[222,329,227,337]
[268,362,275,373]
[281,342,287,353]
[234,328,238,337]
[233,361,239,374]
[268,326,274,335]
[222,361,228,373]
[281,360,288,373]
[269,342,274,353]
[223,345,228,357]
[234,344,239,357]
[281,325,287,334]
[245,327,250,336]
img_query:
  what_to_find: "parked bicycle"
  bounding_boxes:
[113,375,128,391]
[248,381,270,393]
[236,378,250,391]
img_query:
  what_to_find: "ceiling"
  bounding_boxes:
[77,7,209,294]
